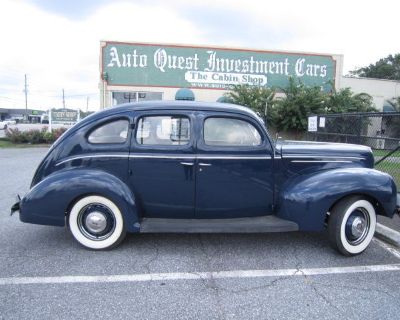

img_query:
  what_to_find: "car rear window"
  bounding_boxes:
[204,117,262,146]
[88,119,129,144]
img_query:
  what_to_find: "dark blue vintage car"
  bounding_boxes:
[11,101,400,255]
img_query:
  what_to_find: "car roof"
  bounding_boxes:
[104,100,259,118]
[78,101,262,129]
[54,101,268,149]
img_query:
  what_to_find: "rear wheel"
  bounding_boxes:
[328,196,376,256]
[68,195,126,250]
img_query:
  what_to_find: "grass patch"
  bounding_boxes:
[373,149,400,158]
[375,161,400,187]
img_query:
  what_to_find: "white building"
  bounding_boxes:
[340,76,400,110]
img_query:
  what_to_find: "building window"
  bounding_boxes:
[112,91,163,105]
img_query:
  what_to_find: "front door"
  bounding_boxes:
[129,111,196,218]
[195,112,274,219]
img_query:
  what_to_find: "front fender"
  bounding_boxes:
[20,168,140,232]
[276,168,397,231]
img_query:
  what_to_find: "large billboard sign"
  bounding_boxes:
[101,42,336,91]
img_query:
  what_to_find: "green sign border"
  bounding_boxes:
[101,41,337,91]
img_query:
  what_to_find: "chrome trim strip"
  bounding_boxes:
[56,154,129,166]
[56,154,272,166]
[198,155,271,160]
[131,154,271,160]
[130,154,196,159]
[284,155,365,160]
[291,160,353,163]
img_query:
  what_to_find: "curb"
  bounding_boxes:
[375,223,400,248]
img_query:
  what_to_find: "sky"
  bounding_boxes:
[0,0,399,111]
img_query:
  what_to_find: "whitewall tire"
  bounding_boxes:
[328,196,376,256]
[68,195,126,250]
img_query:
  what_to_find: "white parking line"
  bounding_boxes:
[373,237,400,259]
[1,264,400,286]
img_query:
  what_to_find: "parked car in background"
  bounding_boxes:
[41,113,49,124]
[11,101,400,255]
[0,119,16,129]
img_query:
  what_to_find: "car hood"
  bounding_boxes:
[276,140,374,168]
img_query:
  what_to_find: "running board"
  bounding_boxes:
[140,215,298,233]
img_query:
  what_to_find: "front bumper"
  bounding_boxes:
[10,195,21,216]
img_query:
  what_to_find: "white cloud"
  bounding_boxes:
[0,0,399,110]
[0,1,206,110]
[199,0,400,72]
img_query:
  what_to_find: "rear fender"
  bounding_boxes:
[276,168,397,231]
[20,168,139,232]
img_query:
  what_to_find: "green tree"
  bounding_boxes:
[324,88,376,113]
[225,78,376,135]
[320,88,376,142]
[271,77,326,133]
[224,85,275,123]
[350,54,400,80]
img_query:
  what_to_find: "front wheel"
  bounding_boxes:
[328,196,376,256]
[68,195,126,250]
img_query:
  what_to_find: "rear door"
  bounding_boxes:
[195,112,274,219]
[129,110,196,219]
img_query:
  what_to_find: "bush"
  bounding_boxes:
[5,127,68,144]
[225,77,376,134]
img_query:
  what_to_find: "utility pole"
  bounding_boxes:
[62,89,65,109]
[24,74,28,121]
[86,96,89,112]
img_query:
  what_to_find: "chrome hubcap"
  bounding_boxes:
[85,211,107,234]
[77,203,116,241]
[351,216,366,238]
[345,208,370,245]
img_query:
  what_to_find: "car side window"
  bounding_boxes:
[88,119,129,144]
[204,117,262,146]
[136,115,190,146]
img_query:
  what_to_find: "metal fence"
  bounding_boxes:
[307,112,400,187]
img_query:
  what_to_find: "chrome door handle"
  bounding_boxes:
[199,163,212,166]
[180,162,194,166]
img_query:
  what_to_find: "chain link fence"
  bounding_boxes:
[307,112,400,187]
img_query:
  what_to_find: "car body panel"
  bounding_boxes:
[129,110,197,219]
[276,167,397,231]
[15,101,398,233]
[195,111,274,218]
[20,168,139,232]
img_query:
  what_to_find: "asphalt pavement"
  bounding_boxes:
[1,148,400,320]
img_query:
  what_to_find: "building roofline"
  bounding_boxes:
[342,75,400,84]
[100,40,343,58]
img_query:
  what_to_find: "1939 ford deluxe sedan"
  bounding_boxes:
[11,101,400,255]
